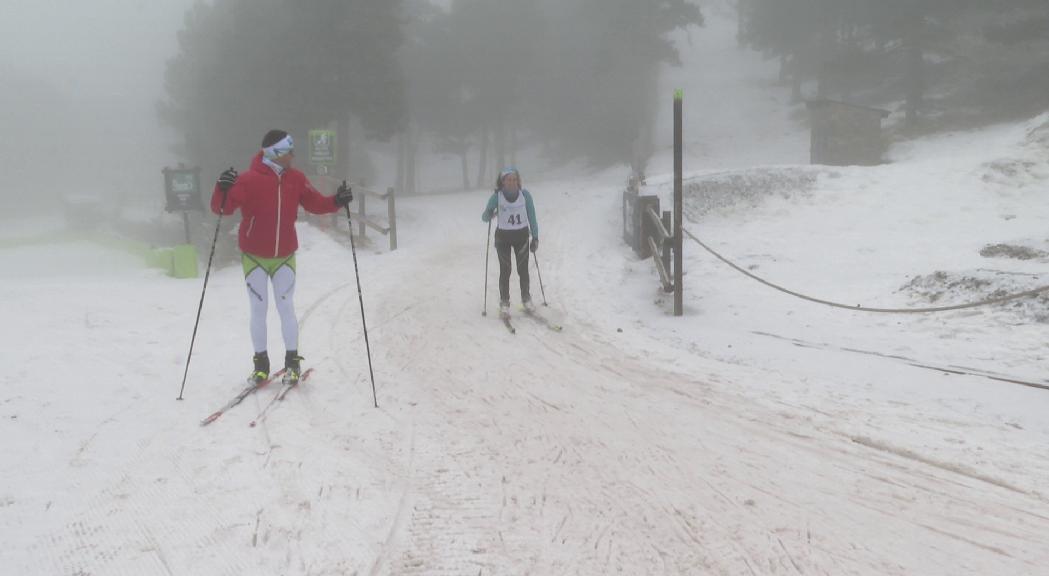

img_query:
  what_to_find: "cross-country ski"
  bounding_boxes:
[200,369,286,426]
[248,368,315,428]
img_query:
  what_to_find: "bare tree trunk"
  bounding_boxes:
[791,65,803,102]
[460,145,470,190]
[494,118,506,175]
[905,27,924,128]
[476,124,489,190]
[816,6,835,100]
[736,0,747,47]
[396,130,406,195]
[509,125,517,167]
[337,110,352,180]
[406,126,417,195]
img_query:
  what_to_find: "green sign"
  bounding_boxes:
[308,130,337,166]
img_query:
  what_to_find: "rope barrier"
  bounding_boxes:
[683,228,1049,314]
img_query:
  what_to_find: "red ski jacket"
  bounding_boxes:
[211,152,339,258]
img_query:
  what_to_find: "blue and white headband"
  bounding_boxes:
[263,135,295,160]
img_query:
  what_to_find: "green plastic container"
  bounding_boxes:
[145,247,173,271]
[171,244,199,279]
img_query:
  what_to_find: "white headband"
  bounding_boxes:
[263,135,294,160]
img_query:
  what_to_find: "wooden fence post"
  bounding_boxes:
[662,210,672,288]
[673,89,684,317]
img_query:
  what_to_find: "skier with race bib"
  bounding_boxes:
[211,129,354,385]
[482,168,539,320]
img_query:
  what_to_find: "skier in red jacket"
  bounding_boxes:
[212,129,354,384]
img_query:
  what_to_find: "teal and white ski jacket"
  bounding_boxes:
[482,189,539,239]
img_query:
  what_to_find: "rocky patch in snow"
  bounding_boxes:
[901,269,1049,322]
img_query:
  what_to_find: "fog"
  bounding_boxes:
[1,0,196,216]
[2,0,1047,225]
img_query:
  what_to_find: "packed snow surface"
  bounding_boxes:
[4,8,1049,576]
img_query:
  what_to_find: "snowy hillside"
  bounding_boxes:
[4,8,1049,576]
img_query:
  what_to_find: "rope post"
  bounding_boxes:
[673,89,684,317]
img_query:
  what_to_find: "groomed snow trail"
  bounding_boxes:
[4,183,1049,575]
[341,192,1049,575]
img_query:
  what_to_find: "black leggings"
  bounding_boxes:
[495,228,530,304]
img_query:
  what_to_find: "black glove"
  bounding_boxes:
[217,167,238,192]
[335,181,354,208]
[530,238,538,253]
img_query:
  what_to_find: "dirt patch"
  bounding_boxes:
[979,243,1047,261]
[981,159,1041,186]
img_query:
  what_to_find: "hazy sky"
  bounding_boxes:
[0,0,199,202]
[0,0,196,104]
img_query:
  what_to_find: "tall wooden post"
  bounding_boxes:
[673,89,684,317]
[387,186,397,251]
[182,211,192,245]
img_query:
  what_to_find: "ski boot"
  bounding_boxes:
[250,352,270,384]
[283,350,305,385]
[499,300,511,320]
[523,299,536,314]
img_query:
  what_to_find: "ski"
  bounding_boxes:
[501,315,517,334]
[200,369,287,427]
[277,367,314,401]
[523,309,563,332]
[249,368,314,428]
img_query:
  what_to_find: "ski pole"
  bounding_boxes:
[177,176,231,401]
[533,247,548,307]
[345,201,379,409]
[482,218,493,316]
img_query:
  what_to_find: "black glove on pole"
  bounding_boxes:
[178,167,236,401]
[343,187,378,408]
[335,182,354,207]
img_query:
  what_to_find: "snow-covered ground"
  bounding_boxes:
[5,7,1049,576]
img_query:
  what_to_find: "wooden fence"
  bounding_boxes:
[316,177,398,251]
[621,89,684,315]
[623,178,675,294]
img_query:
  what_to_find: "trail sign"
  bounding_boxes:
[163,166,203,213]
[308,130,337,166]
